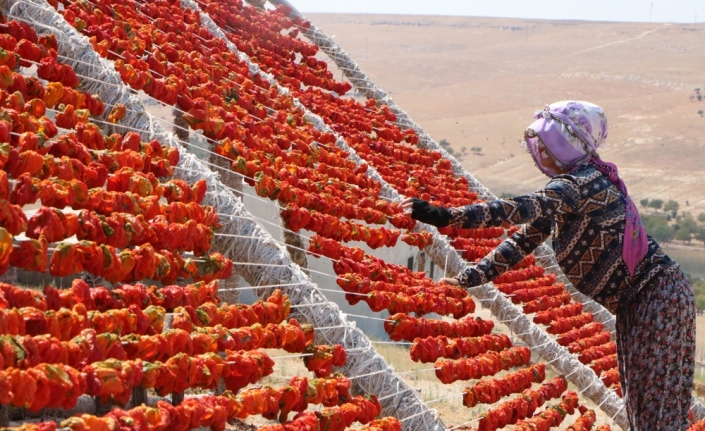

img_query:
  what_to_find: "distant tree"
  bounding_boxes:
[640,198,650,208]
[676,228,692,243]
[648,199,664,212]
[681,216,699,234]
[699,110,704,117]
[663,200,680,217]
[500,192,514,199]
[696,227,705,246]
[698,212,705,224]
[697,294,705,312]
[438,139,464,161]
[643,214,674,242]
[651,223,675,243]
[694,280,705,310]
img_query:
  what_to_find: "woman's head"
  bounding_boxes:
[530,137,571,176]
[523,101,608,177]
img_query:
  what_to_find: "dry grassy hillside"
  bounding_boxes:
[309,14,705,214]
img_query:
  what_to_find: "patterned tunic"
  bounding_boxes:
[451,162,677,314]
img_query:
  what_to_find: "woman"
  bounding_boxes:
[402,101,695,431]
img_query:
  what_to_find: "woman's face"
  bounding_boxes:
[535,141,569,177]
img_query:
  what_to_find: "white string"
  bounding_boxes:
[564,367,582,380]
[313,325,348,331]
[212,231,334,262]
[216,282,305,292]
[315,287,369,297]
[593,308,611,315]
[372,341,413,346]
[443,254,449,278]
[596,393,612,409]
[289,303,325,309]
[345,313,391,323]
[528,339,553,350]
[578,377,600,395]
[400,409,434,423]
[299,268,341,280]
[215,212,313,246]
[611,405,624,421]
[346,368,390,380]
[41,106,223,158]
[425,393,462,405]
[513,330,535,337]
[230,262,290,268]
[271,352,313,360]
[395,368,438,376]
[270,347,367,360]
[544,356,563,365]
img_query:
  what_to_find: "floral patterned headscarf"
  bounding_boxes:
[524,101,607,176]
[523,101,648,276]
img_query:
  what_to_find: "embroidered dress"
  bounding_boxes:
[445,162,694,430]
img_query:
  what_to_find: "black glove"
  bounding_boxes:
[410,198,451,227]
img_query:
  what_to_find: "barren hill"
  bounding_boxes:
[310,14,705,214]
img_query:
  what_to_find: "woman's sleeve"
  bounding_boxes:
[447,178,580,229]
[457,216,553,288]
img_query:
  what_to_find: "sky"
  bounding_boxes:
[290,1,705,24]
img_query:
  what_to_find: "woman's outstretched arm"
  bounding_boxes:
[402,177,580,228]
[457,217,553,288]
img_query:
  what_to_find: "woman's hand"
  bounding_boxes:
[399,197,451,227]
[400,197,415,214]
[439,277,461,287]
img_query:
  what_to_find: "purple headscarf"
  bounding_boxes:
[523,101,648,276]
